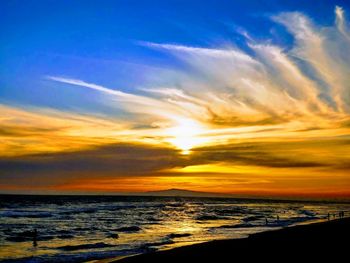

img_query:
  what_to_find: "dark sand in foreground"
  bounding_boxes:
[114,218,350,262]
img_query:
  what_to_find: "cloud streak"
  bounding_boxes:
[48,6,350,149]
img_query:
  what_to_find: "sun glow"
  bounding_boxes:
[166,119,208,154]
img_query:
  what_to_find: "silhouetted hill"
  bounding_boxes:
[143,188,231,198]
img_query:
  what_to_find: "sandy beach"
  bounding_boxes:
[112,217,350,262]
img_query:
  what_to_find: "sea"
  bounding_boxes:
[0,195,349,262]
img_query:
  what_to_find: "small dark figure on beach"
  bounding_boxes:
[277,215,280,221]
[265,218,268,225]
[33,229,38,247]
[327,213,330,221]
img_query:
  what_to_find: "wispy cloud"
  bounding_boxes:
[47,75,207,124]
[335,5,350,43]
[50,6,350,133]
[45,7,350,155]
[141,41,257,63]
[45,7,350,149]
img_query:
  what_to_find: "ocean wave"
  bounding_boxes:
[144,216,161,224]
[59,208,98,215]
[108,233,119,239]
[165,203,184,208]
[73,226,100,232]
[56,229,73,235]
[298,210,316,217]
[217,223,254,229]
[276,216,318,226]
[196,214,226,221]
[217,215,319,229]
[57,242,115,251]
[57,234,75,239]
[141,239,175,248]
[242,215,266,222]
[5,230,54,242]
[114,226,141,232]
[0,248,140,263]
[1,196,346,263]
[0,211,52,218]
[129,203,166,209]
[167,233,191,239]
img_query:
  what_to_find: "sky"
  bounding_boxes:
[1,0,350,199]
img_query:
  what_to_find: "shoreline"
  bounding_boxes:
[100,217,350,262]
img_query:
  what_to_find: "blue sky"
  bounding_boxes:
[1,0,349,115]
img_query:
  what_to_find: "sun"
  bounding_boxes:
[166,119,207,154]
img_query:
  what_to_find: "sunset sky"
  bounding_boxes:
[1,0,350,199]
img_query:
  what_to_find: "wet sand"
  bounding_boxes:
[112,217,350,262]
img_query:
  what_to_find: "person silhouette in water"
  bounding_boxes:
[33,229,38,247]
